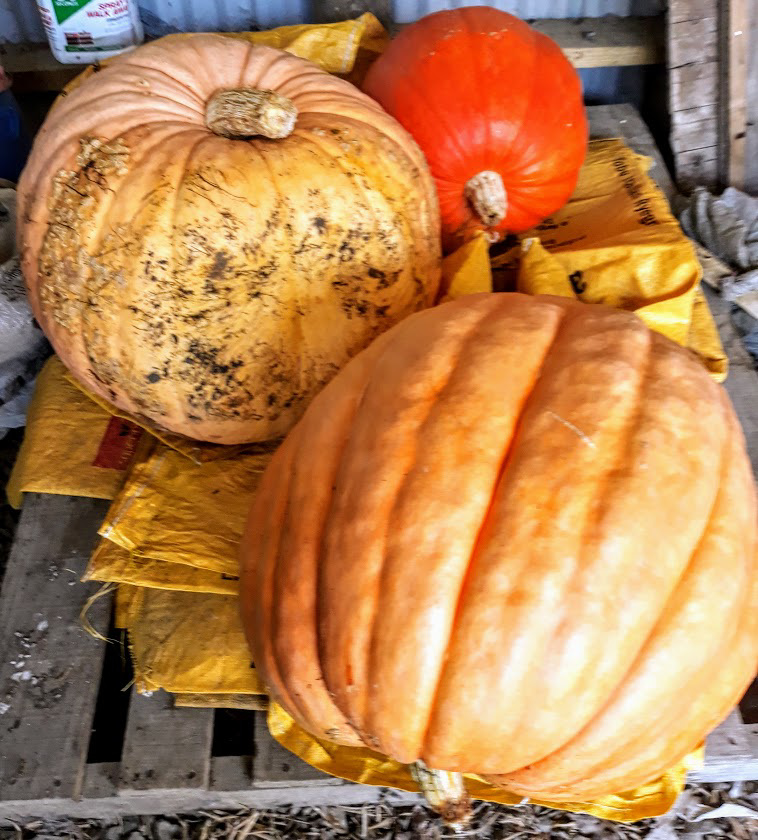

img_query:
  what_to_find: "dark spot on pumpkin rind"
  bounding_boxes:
[313,217,327,233]
[209,251,230,280]
[146,372,161,383]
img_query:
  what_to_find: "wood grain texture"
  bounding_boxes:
[210,756,254,792]
[745,3,758,193]
[691,709,758,783]
[0,782,418,822]
[723,0,749,188]
[0,494,111,802]
[587,103,675,202]
[669,0,720,24]
[532,17,664,68]
[670,118,719,154]
[667,16,718,67]
[119,689,214,791]
[670,61,719,111]
[252,712,341,786]
[666,1,719,189]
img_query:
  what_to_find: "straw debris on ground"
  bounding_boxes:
[0,783,756,840]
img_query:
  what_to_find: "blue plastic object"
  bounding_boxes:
[0,89,31,183]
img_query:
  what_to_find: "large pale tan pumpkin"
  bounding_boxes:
[18,35,440,444]
[241,293,758,809]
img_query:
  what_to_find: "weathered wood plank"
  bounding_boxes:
[587,103,676,202]
[691,709,758,783]
[674,148,720,191]
[0,783,419,822]
[532,16,664,69]
[81,763,119,800]
[119,689,214,791]
[0,494,111,802]
[669,0,720,24]
[210,755,254,792]
[670,118,719,154]
[745,4,758,193]
[252,711,341,787]
[723,0,749,188]
[670,60,720,111]
[671,104,719,127]
[667,16,718,68]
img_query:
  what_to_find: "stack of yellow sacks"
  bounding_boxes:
[6,12,727,820]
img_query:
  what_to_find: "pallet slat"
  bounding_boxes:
[691,709,758,783]
[252,712,341,787]
[0,495,111,802]
[119,689,214,791]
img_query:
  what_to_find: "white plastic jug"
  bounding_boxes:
[36,0,144,64]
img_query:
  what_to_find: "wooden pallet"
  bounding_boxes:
[1,105,757,822]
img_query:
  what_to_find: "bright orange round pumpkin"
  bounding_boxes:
[363,7,588,251]
[18,34,440,445]
[241,293,757,806]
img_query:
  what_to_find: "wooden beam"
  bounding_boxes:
[721,0,749,189]
[532,16,664,69]
[0,15,664,93]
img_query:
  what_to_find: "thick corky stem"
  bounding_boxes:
[206,88,298,139]
[411,762,471,831]
[465,170,507,227]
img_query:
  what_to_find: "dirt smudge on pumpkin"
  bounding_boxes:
[32,112,440,440]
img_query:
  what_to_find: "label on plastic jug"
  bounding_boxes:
[37,0,144,63]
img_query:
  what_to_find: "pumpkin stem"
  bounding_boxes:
[206,88,298,140]
[465,170,507,228]
[411,761,471,831]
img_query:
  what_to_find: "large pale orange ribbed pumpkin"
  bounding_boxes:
[241,293,757,810]
[18,35,440,444]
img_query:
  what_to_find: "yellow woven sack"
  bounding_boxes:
[493,139,727,380]
[99,444,272,576]
[7,357,148,507]
[122,585,264,696]
[85,539,239,596]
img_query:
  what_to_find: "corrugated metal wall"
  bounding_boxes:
[0,1,47,43]
[138,0,307,37]
[0,0,308,44]
[393,1,663,23]
[2,0,665,44]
